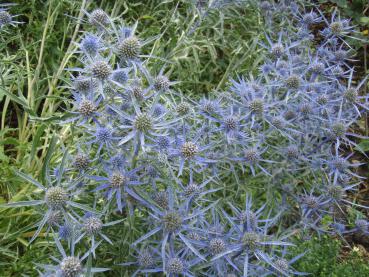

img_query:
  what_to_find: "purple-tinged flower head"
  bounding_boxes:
[325,44,354,67]
[66,92,101,125]
[203,104,248,144]
[107,153,126,170]
[119,246,162,275]
[82,214,103,236]
[297,101,314,120]
[127,83,148,102]
[198,97,222,116]
[165,124,216,175]
[275,60,289,76]
[231,143,274,176]
[65,144,95,176]
[44,186,69,209]
[137,248,156,269]
[269,115,286,131]
[166,257,185,275]
[325,181,365,214]
[265,247,307,276]
[72,152,91,173]
[321,106,365,150]
[307,55,326,78]
[133,188,216,266]
[208,236,227,256]
[319,9,357,45]
[150,67,178,93]
[261,33,299,60]
[111,96,179,151]
[111,68,130,85]
[86,124,120,153]
[74,212,122,256]
[329,19,351,37]
[144,164,160,179]
[313,93,331,111]
[296,26,315,42]
[47,210,64,227]
[71,57,114,93]
[80,33,101,57]
[339,69,369,116]
[323,146,364,184]
[171,137,212,176]
[152,190,169,210]
[329,221,347,235]
[71,75,97,94]
[194,209,236,275]
[221,114,244,139]
[177,171,218,207]
[283,108,297,121]
[117,35,141,61]
[213,195,294,277]
[92,164,144,211]
[264,108,301,140]
[0,9,12,27]
[0,4,20,29]
[7,151,98,243]
[343,87,358,104]
[317,45,332,60]
[154,75,170,92]
[90,59,112,81]
[297,190,329,227]
[88,9,110,29]
[114,22,146,65]
[176,102,192,116]
[149,135,173,154]
[163,253,202,277]
[270,43,285,60]
[0,7,13,29]
[260,62,274,75]
[152,103,167,117]
[329,64,350,79]
[58,221,76,241]
[225,195,268,232]
[37,236,108,276]
[284,74,302,91]
[230,76,280,127]
[283,144,301,161]
[301,11,321,27]
[293,7,322,29]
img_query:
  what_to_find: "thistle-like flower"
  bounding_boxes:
[6,151,97,243]
[37,236,108,276]
[91,165,144,211]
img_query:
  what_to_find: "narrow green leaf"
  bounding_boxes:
[41,135,57,183]
[29,124,47,164]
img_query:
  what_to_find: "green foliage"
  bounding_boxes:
[318,0,368,25]
[292,236,369,276]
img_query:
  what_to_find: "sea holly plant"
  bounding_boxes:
[7,150,98,243]
[3,1,369,276]
[36,235,109,276]
[0,3,20,31]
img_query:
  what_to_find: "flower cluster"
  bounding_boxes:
[0,3,19,31]
[6,1,368,276]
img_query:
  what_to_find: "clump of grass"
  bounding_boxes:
[291,236,369,276]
